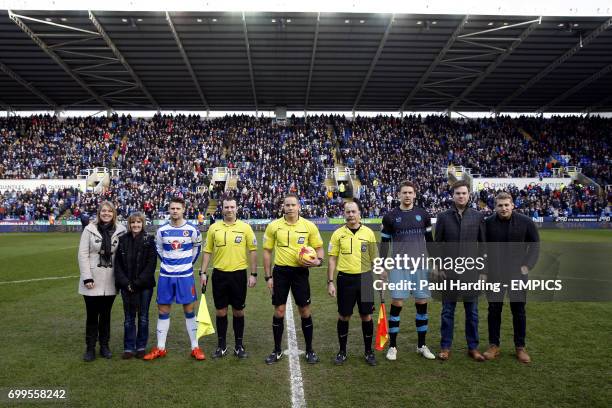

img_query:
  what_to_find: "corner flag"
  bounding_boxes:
[375,294,389,351]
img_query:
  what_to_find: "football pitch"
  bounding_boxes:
[0,230,610,408]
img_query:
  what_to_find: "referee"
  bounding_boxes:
[263,193,324,365]
[327,200,378,366]
[200,196,257,359]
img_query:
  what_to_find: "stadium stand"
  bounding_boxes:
[0,114,610,221]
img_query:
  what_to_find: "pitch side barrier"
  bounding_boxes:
[0,216,610,233]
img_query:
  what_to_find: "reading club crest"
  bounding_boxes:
[183,230,190,237]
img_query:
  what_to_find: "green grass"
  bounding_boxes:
[0,230,611,407]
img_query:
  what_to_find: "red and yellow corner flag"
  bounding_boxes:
[375,301,389,351]
[196,293,215,340]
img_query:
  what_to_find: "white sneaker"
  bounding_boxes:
[416,345,436,360]
[386,346,397,361]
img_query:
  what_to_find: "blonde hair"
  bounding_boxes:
[127,212,146,232]
[95,201,118,226]
[495,192,513,203]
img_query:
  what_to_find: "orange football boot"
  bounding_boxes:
[143,347,167,361]
[191,347,206,361]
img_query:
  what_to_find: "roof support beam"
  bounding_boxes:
[400,15,469,111]
[538,63,612,112]
[166,11,210,112]
[352,14,394,112]
[89,11,159,110]
[496,17,612,111]
[74,61,118,72]
[457,19,538,39]
[77,72,136,86]
[0,60,58,108]
[423,87,488,109]
[440,52,500,64]
[48,36,98,49]
[8,10,110,110]
[449,18,540,111]
[304,12,320,112]
[0,99,11,111]
[10,13,99,35]
[241,12,258,112]
[583,94,612,114]
[424,74,477,87]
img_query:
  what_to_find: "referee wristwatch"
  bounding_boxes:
[264,276,273,282]
[250,272,258,277]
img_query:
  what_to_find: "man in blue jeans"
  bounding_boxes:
[433,181,486,362]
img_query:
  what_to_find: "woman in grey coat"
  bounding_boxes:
[78,201,126,361]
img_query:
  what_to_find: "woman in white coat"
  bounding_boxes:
[78,201,126,361]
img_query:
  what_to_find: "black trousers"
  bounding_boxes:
[83,295,116,348]
[487,301,526,348]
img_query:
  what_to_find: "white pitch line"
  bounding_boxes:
[285,295,306,408]
[0,275,78,284]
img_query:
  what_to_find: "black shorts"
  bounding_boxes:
[211,269,247,310]
[272,265,311,307]
[336,272,374,317]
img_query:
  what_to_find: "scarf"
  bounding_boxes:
[97,222,115,264]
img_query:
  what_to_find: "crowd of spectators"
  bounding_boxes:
[476,183,608,218]
[336,114,610,217]
[0,113,609,221]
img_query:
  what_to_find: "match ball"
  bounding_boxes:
[298,246,317,264]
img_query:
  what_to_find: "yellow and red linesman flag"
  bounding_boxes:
[375,301,389,351]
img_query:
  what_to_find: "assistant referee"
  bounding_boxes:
[327,199,378,366]
[200,196,257,359]
[263,193,324,365]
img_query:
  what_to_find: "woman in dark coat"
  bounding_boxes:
[114,212,157,359]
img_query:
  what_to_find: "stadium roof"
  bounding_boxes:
[0,7,611,113]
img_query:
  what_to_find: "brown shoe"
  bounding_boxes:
[438,349,451,361]
[135,350,146,359]
[121,351,134,360]
[483,345,500,360]
[515,347,531,364]
[468,349,485,362]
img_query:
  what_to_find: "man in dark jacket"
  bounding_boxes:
[434,180,486,361]
[114,212,157,359]
[483,192,539,364]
